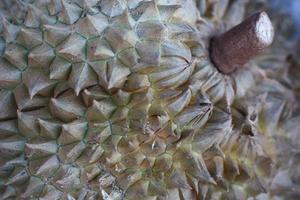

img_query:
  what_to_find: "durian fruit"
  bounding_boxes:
[231,1,300,200]
[0,0,299,200]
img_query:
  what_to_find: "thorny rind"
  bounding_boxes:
[0,0,299,200]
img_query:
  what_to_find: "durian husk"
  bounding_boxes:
[0,0,299,200]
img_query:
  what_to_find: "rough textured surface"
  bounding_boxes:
[211,11,274,74]
[0,0,299,200]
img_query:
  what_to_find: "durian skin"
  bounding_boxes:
[0,0,298,200]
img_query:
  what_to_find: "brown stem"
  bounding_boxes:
[210,11,274,74]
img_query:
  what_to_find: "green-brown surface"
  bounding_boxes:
[0,0,299,199]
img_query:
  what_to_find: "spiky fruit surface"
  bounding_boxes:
[244,2,300,200]
[0,0,299,200]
